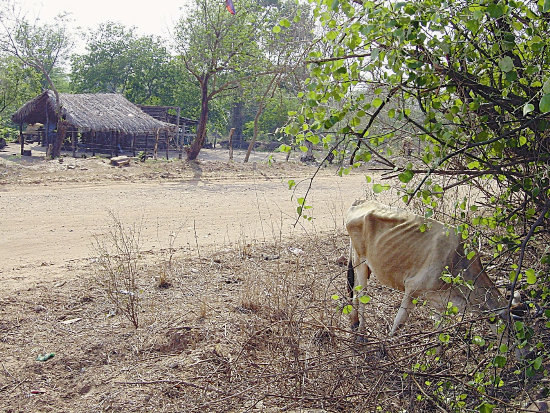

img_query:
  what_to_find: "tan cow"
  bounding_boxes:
[346,199,526,357]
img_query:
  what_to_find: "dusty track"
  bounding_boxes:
[0,151,370,292]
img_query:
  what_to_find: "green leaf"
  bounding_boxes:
[493,355,507,368]
[543,78,550,94]
[373,183,390,193]
[359,295,371,304]
[342,304,353,314]
[533,356,543,370]
[272,25,281,34]
[472,335,486,346]
[523,103,535,116]
[372,97,383,107]
[544,0,550,13]
[331,294,340,300]
[526,268,537,284]
[519,135,527,146]
[478,402,495,413]
[540,93,550,113]
[279,18,291,28]
[331,0,339,11]
[487,3,504,18]
[498,56,514,72]
[306,135,320,145]
[398,170,414,183]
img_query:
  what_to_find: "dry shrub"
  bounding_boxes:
[155,231,179,289]
[158,232,544,413]
[5,228,544,412]
[92,213,143,328]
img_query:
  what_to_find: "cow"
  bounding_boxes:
[345,199,527,358]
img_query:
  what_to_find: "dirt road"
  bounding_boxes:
[0,158,370,290]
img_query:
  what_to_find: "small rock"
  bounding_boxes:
[34,305,46,313]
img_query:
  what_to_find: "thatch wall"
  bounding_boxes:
[11,91,175,134]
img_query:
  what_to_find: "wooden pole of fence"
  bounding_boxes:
[72,130,76,158]
[154,129,160,160]
[19,123,24,155]
[165,130,169,160]
[175,107,183,160]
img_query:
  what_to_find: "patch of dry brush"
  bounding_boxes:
[0,232,546,412]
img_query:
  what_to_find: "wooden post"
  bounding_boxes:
[72,130,76,158]
[179,125,188,159]
[43,107,49,147]
[132,134,136,157]
[111,132,114,156]
[166,130,169,160]
[92,132,96,157]
[175,107,182,159]
[115,132,120,157]
[154,129,160,160]
[19,123,24,155]
[228,128,235,161]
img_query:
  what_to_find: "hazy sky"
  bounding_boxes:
[21,0,189,38]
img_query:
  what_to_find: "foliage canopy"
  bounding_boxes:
[290,0,549,282]
[287,0,550,407]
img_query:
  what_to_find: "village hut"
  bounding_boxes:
[138,105,198,146]
[11,90,177,157]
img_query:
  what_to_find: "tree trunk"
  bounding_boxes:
[230,98,244,149]
[228,128,235,161]
[187,82,209,161]
[244,74,280,163]
[244,100,264,163]
[52,119,68,158]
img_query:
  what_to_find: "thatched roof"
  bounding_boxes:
[11,90,176,134]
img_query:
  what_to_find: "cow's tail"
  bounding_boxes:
[347,240,355,297]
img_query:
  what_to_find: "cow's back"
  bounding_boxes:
[346,200,460,293]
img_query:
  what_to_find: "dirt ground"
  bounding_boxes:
[0,143,376,292]
[0,144,371,412]
[0,143,544,412]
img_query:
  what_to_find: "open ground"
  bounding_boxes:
[0,144,544,412]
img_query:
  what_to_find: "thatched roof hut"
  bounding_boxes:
[11,90,175,134]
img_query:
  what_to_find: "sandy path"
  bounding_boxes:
[0,172,369,290]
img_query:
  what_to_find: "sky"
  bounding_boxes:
[20,0,189,40]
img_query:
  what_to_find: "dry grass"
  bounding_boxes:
[0,229,546,412]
